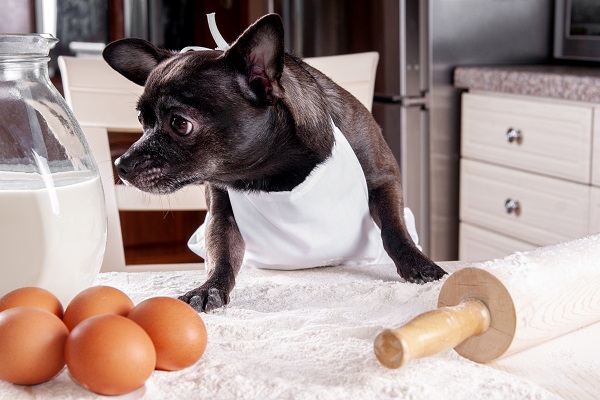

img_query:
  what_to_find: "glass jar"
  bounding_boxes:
[0,34,107,306]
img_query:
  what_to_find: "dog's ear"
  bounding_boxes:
[103,38,175,86]
[225,14,285,104]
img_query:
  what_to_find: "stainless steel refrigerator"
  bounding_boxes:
[265,0,554,261]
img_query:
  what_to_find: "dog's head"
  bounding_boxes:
[102,14,285,194]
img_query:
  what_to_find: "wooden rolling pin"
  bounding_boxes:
[374,234,600,368]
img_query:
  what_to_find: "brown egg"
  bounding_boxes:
[0,307,69,385]
[0,287,64,318]
[128,297,208,371]
[63,285,134,331]
[65,314,156,396]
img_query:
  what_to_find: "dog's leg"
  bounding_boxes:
[369,183,447,283]
[179,185,244,312]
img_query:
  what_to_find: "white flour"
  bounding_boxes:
[0,263,562,400]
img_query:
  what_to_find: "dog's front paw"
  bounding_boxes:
[398,253,447,284]
[179,286,230,312]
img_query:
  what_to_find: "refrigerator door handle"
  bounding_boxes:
[373,92,429,109]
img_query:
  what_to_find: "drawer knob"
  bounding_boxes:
[506,128,522,144]
[504,199,521,215]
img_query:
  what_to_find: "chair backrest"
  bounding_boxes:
[57,51,378,272]
[304,52,379,112]
[58,56,207,273]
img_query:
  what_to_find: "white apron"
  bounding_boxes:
[188,123,420,270]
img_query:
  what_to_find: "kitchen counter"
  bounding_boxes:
[2,243,600,399]
[454,65,600,103]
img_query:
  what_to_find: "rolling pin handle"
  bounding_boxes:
[374,298,491,369]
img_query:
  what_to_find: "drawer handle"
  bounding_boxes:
[504,199,521,215]
[506,128,522,144]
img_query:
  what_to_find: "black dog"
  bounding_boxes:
[102,14,446,312]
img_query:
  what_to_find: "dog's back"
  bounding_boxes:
[282,54,403,206]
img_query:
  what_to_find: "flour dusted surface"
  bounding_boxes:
[0,263,562,400]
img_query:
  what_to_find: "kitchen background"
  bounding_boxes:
[1,0,596,264]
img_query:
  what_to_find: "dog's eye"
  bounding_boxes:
[137,111,142,124]
[170,116,193,136]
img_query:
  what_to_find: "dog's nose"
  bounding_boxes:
[114,156,133,179]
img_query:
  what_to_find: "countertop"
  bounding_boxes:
[454,65,600,103]
[2,238,600,399]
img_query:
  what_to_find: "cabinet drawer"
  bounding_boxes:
[590,186,600,234]
[461,92,592,183]
[592,109,600,186]
[459,223,536,262]
[460,159,590,245]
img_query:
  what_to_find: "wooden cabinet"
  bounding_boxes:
[459,91,598,261]
[590,187,600,233]
[459,223,536,261]
[461,93,592,183]
[592,109,600,186]
[461,159,590,245]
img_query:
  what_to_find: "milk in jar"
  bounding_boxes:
[0,171,106,305]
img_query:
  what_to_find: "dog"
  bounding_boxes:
[102,14,447,312]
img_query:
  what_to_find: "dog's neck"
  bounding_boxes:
[226,109,330,193]
[227,161,320,192]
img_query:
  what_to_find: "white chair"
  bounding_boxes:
[58,56,207,273]
[57,51,378,272]
[305,52,379,112]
